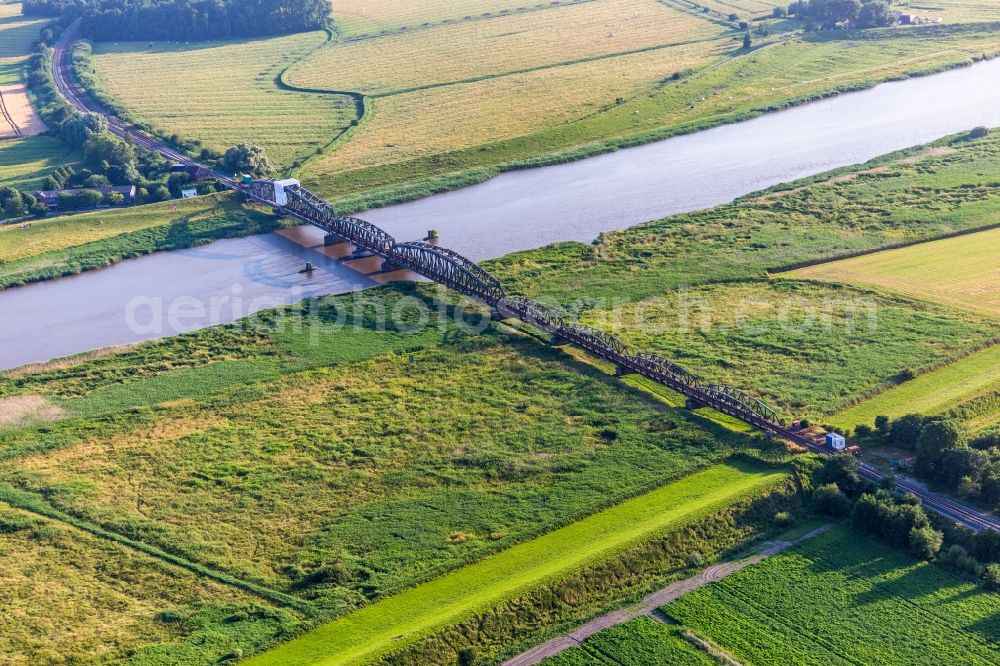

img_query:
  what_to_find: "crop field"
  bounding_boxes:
[292,0,722,95]
[830,344,1000,431]
[0,3,47,59]
[790,226,1000,317]
[90,33,357,169]
[543,616,715,665]
[692,0,781,18]
[304,20,1000,198]
[246,462,786,666]
[663,526,1000,665]
[896,0,1000,22]
[0,501,298,664]
[330,0,590,39]
[0,135,77,190]
[577,279,996,417]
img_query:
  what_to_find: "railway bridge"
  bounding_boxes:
[46,25,1000,530]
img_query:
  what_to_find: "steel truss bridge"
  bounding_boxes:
[247,179,786,434]
[46,25,1000,529]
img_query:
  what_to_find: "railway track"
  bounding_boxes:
[49,22,999,534]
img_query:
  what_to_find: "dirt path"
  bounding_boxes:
[503,523,834,666]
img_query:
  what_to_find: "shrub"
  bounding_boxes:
[774,511,796,527]
[982,564,1000,592]
[908,525,943,560]
[813,483,851,516]
[968,126,989,140]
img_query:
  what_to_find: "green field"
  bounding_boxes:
[246,462,786,666]
[0,501,298,664]
[0,134,78,191]
[831,344,1000,432]
[543,616,715,665]
[90,32,358,170]
[662,526,1000,664]
[790,225,1000,317]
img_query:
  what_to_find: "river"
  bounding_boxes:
[3,57,1000,370]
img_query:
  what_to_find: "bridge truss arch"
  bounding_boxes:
[389,242,506,304]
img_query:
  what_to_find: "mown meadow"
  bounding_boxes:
[662,526,1000,664]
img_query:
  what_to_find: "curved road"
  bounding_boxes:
[48,21,999,534]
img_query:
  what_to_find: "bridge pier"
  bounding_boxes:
[381,259,401,273]
[550,334,568,346]
[323,234,338,247]
[615,364,627,377]
[685,396,706,411]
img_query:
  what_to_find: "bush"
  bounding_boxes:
[813,483,851,516]
[982,564,1000,592]
[774,511,796,527]
[908,525,943,560]
[968,126,989,140]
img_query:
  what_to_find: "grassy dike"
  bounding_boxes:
[247,462,788,666]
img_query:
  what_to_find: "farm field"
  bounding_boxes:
[692,0,781,18]
[789,225,1000,316]
[542,616,715,665]
[662,526,1000,665]
[89,32,357,170]
[0,501,299,664]
[830,344,1000,432]
[896,0,1000,22]
[0,135,77,190]
[577,279,996,417]
[246,461,786,666]
[329,0,591,39]
[290,0,724,95]
[303,21,1000,200]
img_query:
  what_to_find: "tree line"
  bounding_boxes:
[786,0,896,29]
[22,0,329,41]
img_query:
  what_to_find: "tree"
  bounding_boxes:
[104,191,125,205]
[875,415,891,438]
[60,112,107,147]
[773,5,788,16]
[813,483,852,516]
[223,143,271,178]
[972,529,1000,564]
[889,414,925,450]
[742,32,752,48]
[856,0,893,28]
[982,564,1000,592]
[915,419,967,478]
[909,525,943,560]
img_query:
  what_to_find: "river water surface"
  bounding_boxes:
[3,58,1000,370]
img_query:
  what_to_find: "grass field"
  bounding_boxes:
[0,501,299,664]
[790,226,1000,316]
[293,0,722,95]
[543,616,716,665]
[330,0,587,38]
[662,526,1000,664]
[0,134,77,190]
[0,192,288,289]
[303,21,1000,199]
[830,344,1000,431]
[896,0,1000,22]
[576,280,996,416]
[90,32,357,170]
[0,3,47,59]
[245,461,786,666]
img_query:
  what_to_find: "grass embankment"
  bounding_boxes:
[662,526,1000,664]
[88,32,357,170]
[246,461,787,666]
[789,224,1000,317]
[830,344,1000,432]
[0,192,290,288]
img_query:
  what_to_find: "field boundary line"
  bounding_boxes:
[0,481,317,616]
[332,0,600,45]
[0,85,22,137]
[770,219,1000,274]
[366,34,731,99]
[504,523,835,665]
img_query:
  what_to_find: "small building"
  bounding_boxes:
[271,178,300,206]
[181,188,198,199]
[34,185,137,210]
[826,433,847,451]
